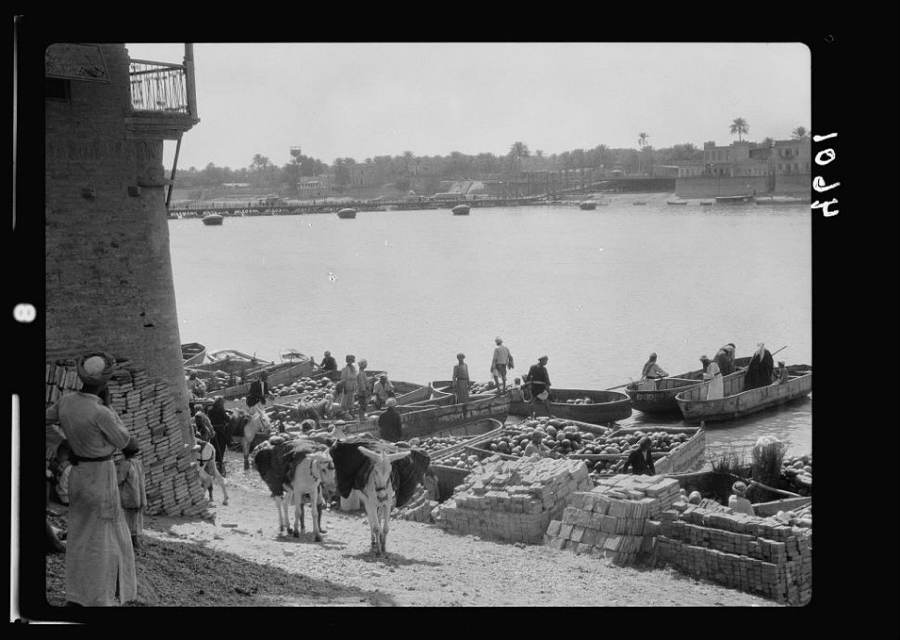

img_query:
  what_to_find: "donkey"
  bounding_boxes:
[356,447,411,555]
[280,451,336,542]
[195,440,228,505]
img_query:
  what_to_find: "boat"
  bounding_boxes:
[187,349,273,378]
[755,195,811,206]
[451,204,470,215]
[280,349,306,362]
[714,194,754,204]
[181,342,207,367]
[632,200,647,206]
[675,365,812,424]
[201,213,223,225]
[507,388,632,425]
[207,358,319,400]
[337,208,357,219]
[579,200,597,211]
[626,357,752,415]
[347,392,510,439]
[665,469,811,516]
[699,200,714,206]
[666,200,689,206]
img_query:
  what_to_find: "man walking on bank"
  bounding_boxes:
[45,352,137,606]
[491,337,514,393]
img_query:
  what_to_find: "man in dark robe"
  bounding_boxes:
[744,343,774,390]
[622,437,656,476]
[377,398,403,442]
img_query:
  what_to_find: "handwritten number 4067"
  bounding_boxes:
[811,133,839,218]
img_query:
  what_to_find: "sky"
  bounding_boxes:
[124,42,811,171]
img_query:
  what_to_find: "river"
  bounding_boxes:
[169,194,812,459]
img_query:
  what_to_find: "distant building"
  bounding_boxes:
[298,175,330,197]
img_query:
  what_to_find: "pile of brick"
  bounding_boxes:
[543,474,681,564]
[432,455,591,544]
[395,486,439,523]
[46,358,211,518]
[654,504,812,605]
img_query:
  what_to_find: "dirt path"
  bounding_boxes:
[46,451,778,607]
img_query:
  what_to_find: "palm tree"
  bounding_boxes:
[637,132,649,149]
[730,118,749,142]
[509,141,530,159]
[791,126,809,140]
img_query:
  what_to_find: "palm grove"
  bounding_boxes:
[175,120,809,194]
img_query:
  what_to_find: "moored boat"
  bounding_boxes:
[579,200,597,210]
[507,388,632,425]
[451,204,470,215]
[632,200,647,206]
[755,195,811,206]
[665,469,812,515]
[337,208,357,219]
[201,213,223,225]
[206,358,319,400]
[666,200,688,206]
[714,194,754,204]
[626,356,752,415]
[675,365,812,424]
[181,342,207,367]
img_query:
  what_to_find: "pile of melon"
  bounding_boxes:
[469,380,498,395]
[564,397,594,405]
[780,454,812,495]
[411,435,472,456]
[433,452,484,471]
[272,376,335,400]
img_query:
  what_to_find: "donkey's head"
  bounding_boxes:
[358,447,410,500]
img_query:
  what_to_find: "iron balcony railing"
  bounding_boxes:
[129,59,190,114]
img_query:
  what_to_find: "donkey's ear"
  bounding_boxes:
[358,446,381,462]
[386,450,411,463]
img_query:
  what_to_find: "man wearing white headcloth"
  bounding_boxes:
[744,342,774,390]
[45,352,137,606]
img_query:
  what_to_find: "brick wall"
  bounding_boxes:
[45,44,191,441]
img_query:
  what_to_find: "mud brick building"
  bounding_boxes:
[45,43,198,442]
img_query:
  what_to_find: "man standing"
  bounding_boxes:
[744,343,774,390]
[526,355,552,418]
[356,359,371,423]
[452,353,470,403]
[45,352,137,606]
[339,355,358,414]
[491,337,515,393]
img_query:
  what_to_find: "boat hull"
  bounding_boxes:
[675,368,812,424]
[337,208,357,219]
[508,388,632,425]
[181,342,207,367]
[201,215,223,225]
[451,205,470,215]
[579,202,597,210]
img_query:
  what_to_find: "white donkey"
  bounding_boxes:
[195,440,228,505]
[276,451,336,542]
[238,406,271,470]
[357,446,411,555]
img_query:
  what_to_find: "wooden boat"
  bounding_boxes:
[666,200,688,206]
[205,359,318,400]
[755,195,810,206]
[580,425,707,476]
[451,204,470,215]
[508,388,632,425]
[626,356,752,415]
[337,208,357,219]
[347,393,510,439]
[181,342,207,367]
[579,200,597,211]
[665,469,812,516]
[188,350,272,377]
[201,213,223,225]
[714,194,754,204]
[675,365,812,424]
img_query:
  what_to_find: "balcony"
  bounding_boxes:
[125,49,199,140]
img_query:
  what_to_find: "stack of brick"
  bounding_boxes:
[653,504,812,605]
[395,486,440,523]
[432,455,591,543]
[543,474,682,564]
[46,358,211,518]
